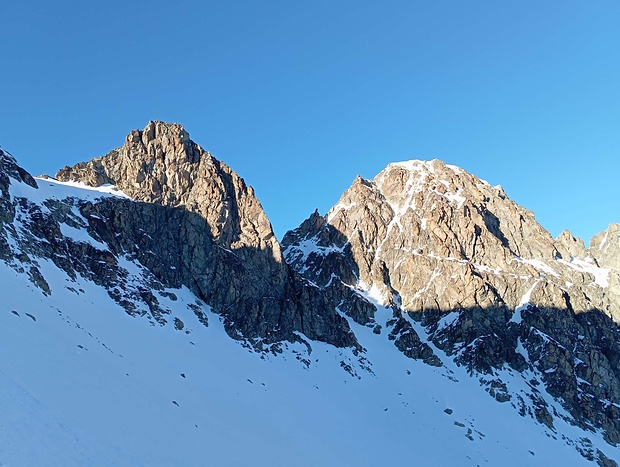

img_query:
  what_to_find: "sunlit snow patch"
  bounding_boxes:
[557,257,610,288]
[509,279,540,324]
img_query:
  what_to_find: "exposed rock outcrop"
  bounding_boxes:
[555,229,589,261]
[591,224,620,333]
[592,224,620,270]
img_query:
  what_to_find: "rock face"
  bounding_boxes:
[556,229,589,260]
[2,123,357,349]
[282,159,620,446]
[0,149,36,218]
[56,122,278,260]
[284,160,616,318]
[592,224,620,339]
[592,224,620,270]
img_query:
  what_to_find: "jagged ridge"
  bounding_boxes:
[3,123,358,349]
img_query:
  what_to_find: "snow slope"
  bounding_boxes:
[3,260,615,466]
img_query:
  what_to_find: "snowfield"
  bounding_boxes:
[0,263,615,466]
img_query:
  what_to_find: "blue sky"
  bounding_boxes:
[1,1,618,242]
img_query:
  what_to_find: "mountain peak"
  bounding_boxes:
[384,158,464,176]
[140,120,189,141]
[125,120,193,157]
[55,122,268,247]
[57,120,204,195]
[47,123,359,349]
[591,223,620,270]
[282,156,620,452]
[0,147,38,190]
[286,157,619,320]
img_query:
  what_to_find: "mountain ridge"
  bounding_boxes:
[1,122,619,466]
[5,123,359,350]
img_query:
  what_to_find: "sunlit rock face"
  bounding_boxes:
[283,158,620,445]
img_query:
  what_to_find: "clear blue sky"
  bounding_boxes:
[1,1,618,242]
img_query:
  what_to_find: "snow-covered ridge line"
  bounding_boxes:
[383,158,486,181]
[7,176,132,210]
[35,177,132,199]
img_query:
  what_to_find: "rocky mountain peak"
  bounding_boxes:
[592,223,620,270]
[55,121,277,256]
[0,147,38,191]
[555,229,589,261]
[309,159,565,313]
[282,158,620,447]
[2,123,359,351]
[376,158,558,261]
[286,159,618,317]
[124,120,196,164]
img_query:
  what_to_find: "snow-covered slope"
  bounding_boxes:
[1,249,614,466]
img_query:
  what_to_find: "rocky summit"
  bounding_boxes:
[13,122,357,349]
[1,124,619,466]
[283,159,620,450]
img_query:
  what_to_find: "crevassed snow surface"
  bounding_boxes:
[0,177,617,466]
